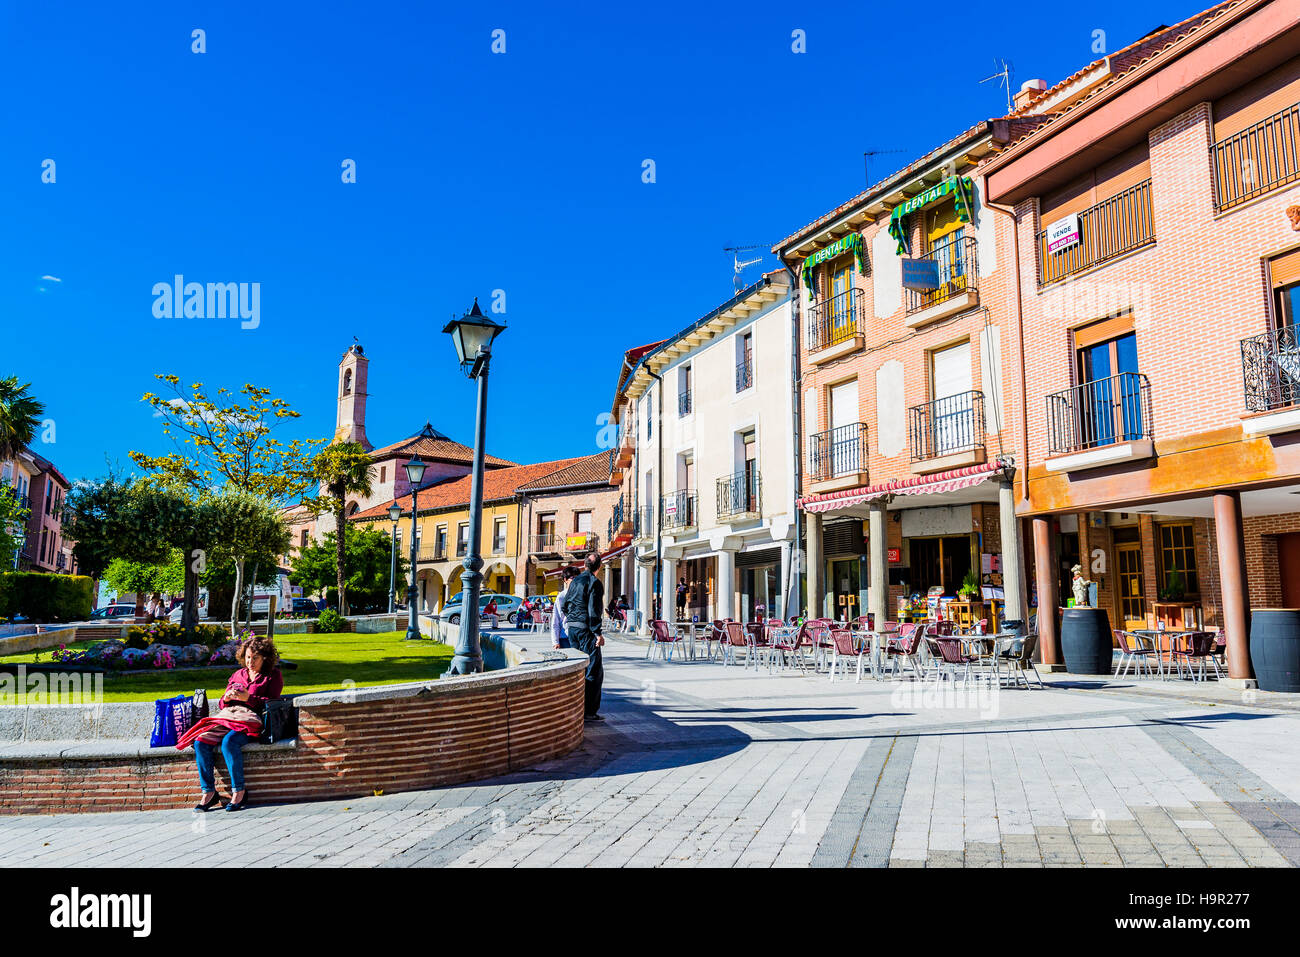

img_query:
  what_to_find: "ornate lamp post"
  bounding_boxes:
[403,456,427,641]
[443,298,507,674]
[387,502,402,614]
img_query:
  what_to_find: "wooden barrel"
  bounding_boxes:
[1060,606,1113,675]
[1250,609,1300,693]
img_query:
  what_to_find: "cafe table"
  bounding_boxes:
[1132,628,1204,679]
[674,620,701,660]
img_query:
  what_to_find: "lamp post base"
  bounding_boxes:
[446,655,484,675]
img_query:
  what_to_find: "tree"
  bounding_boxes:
[102,554,185,602]
[130,376,321,506]
[0,376,45,462]
[206,489,289,635]
[290,526,405,614]
[307,442,373,615]
[0,481,30,566]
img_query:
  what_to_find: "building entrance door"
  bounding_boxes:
[1116,542,1146,629]
[1280,533,1300,608]
[830,558,861,621]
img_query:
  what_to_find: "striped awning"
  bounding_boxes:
[798,462,1004,513]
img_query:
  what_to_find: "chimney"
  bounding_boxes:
[1014,78,1048,109]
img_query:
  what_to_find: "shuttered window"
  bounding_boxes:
[1214,55,1300,142]
[823,520,866,557]
[1269,248,1300,289]
[931,341,972,401]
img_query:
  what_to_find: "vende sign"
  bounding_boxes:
[1046,213,1080,253]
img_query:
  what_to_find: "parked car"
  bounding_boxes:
[289,597,320,617]
[91,603,137,620]
[439,592,523,626]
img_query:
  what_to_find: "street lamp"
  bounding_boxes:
[403,456,427,640]
[387,502,402,614]
[442,298,506,674]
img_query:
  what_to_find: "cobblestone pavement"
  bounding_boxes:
[3,633,1300,868]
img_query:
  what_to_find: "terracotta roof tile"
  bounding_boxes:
[516,451,615,491]
[367,422,516,467]
[351,456,589,521]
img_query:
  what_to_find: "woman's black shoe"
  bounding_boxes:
[194,793,221,812]
[224,792,249,812]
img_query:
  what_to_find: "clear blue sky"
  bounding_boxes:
[1,0,1202,485]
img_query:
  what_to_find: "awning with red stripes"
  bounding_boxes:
[797,463,1004,513]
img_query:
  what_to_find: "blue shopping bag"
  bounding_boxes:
[150,694,192,748]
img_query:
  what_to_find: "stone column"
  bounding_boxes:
[1033,518,1060,665]
[1213,491,1254,683]
[779,541,792,621]
[637,559,653,635]
[806,512,823,621]
[716,548,736,620]
[999,479,1026,626]
[621,553,634,604]
[662,556,677,623]
[867,501,888,630]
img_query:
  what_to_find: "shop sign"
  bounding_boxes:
[887,548,901,563]
[901,257,940,291]
[1046,213,1080,253]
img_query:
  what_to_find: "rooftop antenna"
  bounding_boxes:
[980,58,1015,114]
[723,244,767,292]
[863,149,907,186]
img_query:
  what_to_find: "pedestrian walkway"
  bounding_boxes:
[2,633,1298,868]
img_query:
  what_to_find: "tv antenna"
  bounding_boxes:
[980,58,1015,114]
[863,149,907,185]
[723,244,768,292]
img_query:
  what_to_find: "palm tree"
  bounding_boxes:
[0,376,45,462]
[312,442,373,615]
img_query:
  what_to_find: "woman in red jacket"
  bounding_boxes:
[192,636,283,813]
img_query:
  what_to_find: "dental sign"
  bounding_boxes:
[1046,213,1081,253]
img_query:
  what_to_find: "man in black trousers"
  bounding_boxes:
[562,551,606,721]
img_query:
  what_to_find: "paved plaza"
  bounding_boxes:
[3,633,1300,868]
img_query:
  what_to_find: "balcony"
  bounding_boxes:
[678,389,692,416]
[807,288,865,364]
[660,491,698,534]
[808,423,869,492]
[904,236,979,327]
[735,356,753,392]
[417,545,448,562]
[1036,180,1154,285]
[909,391,987,473]
[1215,101,1300,213]
[1045,372,1153,471]
[716,471,761,522]
[634,504,654,541]
[456,540,468,558]
[1240,326,1300,436]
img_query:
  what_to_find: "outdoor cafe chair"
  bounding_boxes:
[1169,631,1224,682]
[934,637,980,685]
[529,608,547,634]
[828,628,868,683]
[745,621,774,669]
[806,620,834,671]
[766,621,804,673]
[885,627,925,680]
[705,620,730,661]
[722,621,753,668]
[996,633,1044,689]
[1115,629,1159,678]
[648,619,683,662]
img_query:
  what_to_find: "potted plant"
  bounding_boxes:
[958,570,980,601]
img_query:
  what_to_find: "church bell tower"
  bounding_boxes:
[334,343,373,449]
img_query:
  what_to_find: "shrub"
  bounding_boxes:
[316,609,348,633]
[0,573,94,622]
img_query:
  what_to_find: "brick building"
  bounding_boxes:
[981,0,1300,678]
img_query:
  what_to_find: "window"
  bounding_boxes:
[1159,523,1199,597]
[736,331,754,391]
[539,513,556,548]
[300,530,309,549]
[343,369,353,395]
[493,517,507,554]
[379,466,386,484]
[1074,317,1143,447]
[678,365,692,416]
[456,523,469,556]
[928,341,975,455]
[348,502,360,515]
[575,511,592,533]
[435,525,447,557]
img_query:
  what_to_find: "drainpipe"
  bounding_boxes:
[783,259,804,620]
[982,184,1029,505]
[647,368,664,621]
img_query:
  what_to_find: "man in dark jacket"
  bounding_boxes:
[562,552,606,720]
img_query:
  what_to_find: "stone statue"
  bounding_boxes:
[1071,563,1093,607]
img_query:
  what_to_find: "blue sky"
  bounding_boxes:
[1,0,1204,485]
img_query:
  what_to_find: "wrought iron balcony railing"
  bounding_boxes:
[660,490,698,532]
[735,356,753,391]
[808,287,864,353]
[909,391,986,461]
[678,389,692,416]
[417,545,447,562]
[1036,180,1154,285]
[1241,325,1300,412]
[1047,372,1152,455]
[635,504,654,539]
[1215,101,1300,212]
[904,235,978,316]
[716,471,761,520]
[809,423,868,483]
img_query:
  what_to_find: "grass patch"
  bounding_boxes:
[0,631,452,703]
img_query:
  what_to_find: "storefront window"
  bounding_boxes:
[1158,523,1199,596]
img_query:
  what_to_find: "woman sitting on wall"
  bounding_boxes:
[179,635,283,812]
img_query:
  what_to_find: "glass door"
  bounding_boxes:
[1116,542,1145,629]
[830,260,853,340]
[830,558,861,622]
[1077,330,1140,447]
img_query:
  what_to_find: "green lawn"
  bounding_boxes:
[0,631,453,703]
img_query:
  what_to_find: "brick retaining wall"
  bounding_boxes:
[0,655,586,814]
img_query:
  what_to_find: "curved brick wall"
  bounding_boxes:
[0,654,587,814]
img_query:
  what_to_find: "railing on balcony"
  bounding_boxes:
[417,544,447,562]
[1241,325,1300,412]
[678,389,692,416]
[1215,102,1300,212]
[807,287,865,353]
[660,490,698,531]
[716,471,761,520]
[910,391,986,461]
[635,504,654,539]
[1036,180,1154,285]
[456,539,468,557]
[735,356,753,391]
[1047,372,1152,455]
[904,236,978,315]
[530,533,562,553]
[808,423,868,483]
[607,497,625,543]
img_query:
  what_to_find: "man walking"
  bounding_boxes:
[562,552,606,721]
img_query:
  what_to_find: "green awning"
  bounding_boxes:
[887,175,975,255]
[801,232,869,296]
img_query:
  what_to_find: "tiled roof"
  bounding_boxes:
[367,422,517,468]
[351,456,588,521]
[516,451,615,492]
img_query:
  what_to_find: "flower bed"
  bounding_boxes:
[41,622,255,672]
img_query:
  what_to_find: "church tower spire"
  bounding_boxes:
[334,342,372,449]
